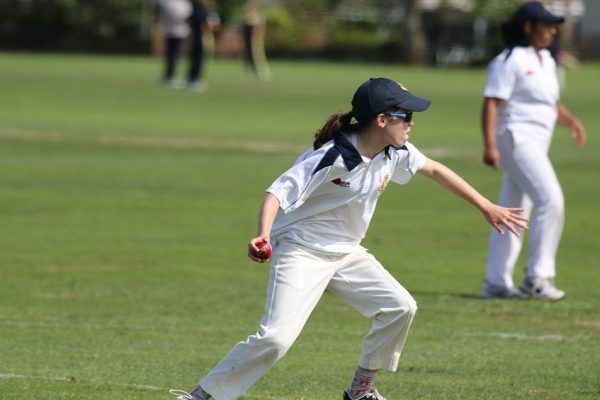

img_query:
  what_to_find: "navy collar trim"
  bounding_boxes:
[334,133,363,171]
[334,134,408,167]
[390,144,408,152]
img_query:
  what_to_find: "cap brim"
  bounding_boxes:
[396,94,432,112]
[540,15,564,23]
[539,11,565,24]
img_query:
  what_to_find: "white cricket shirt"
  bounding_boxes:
[267,133,426,253]
[484,46,560,144]
[157,0,192,38]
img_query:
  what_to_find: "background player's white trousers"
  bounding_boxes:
[200,241,417,400]
[486,130,564,287]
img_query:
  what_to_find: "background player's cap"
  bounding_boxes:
[351,77,431,123]
[515,1,565,24]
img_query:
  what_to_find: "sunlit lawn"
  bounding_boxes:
[0,52,599,399]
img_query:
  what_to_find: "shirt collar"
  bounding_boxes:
[334,133,363,171]
[334,133,408,170]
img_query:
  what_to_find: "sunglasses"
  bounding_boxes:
[385,112,413,122]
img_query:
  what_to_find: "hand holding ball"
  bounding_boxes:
[253,240,272,261]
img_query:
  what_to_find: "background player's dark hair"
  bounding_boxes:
[501,13,542,57]
[501,0,567,62]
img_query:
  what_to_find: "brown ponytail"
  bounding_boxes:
[313,111,356,150]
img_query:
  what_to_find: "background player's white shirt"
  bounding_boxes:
[484,46,560,144]
[267,133,426,253]
[157,0,192,38]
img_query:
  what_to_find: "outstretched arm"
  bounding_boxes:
[417,158,528,236]
[248,192,281,263]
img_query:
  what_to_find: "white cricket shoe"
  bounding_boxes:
[519,277,565,301]
[186,81,208,92]
[163,79,185,89]
[169,389,193,400]
[481,280,530,299]
[343,387,386,400]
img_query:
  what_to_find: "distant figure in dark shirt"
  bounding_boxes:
[187,0,220,91]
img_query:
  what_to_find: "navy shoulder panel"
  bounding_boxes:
[312,133,363,175]
[313,147,340,175]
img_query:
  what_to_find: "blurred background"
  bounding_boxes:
[1,0,599,66]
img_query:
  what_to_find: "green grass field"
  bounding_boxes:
[0,52,599,400]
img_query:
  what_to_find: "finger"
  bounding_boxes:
[512,221,529,230]
[508,213,529,227]
[493,223,505,236]
[249,254,264,263]
[503,223,521,237]
[507,213,528,222]
[512,216,529,225]
[248,246,261,262]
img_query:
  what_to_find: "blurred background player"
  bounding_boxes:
[170,77,528,400]
[156,0,192,87]
[186,0,220,91]
[241,1,271,81]
[480,1,587,301]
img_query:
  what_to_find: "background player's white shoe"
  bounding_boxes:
[519,277,565,301]
[343,387,386,400]
[481,281,529,299]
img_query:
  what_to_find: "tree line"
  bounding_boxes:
[0,0,520,64]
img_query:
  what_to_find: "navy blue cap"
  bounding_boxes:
[516,1,565,24]
[351,78,431,123]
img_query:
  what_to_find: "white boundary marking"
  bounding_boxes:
[0,128,463,158]
[0,128,305,154]
[465,331,592,341]
[0,318,235,333]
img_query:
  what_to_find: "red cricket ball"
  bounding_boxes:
[254,240,272,260]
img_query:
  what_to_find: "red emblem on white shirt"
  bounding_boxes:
[332,178,350,187]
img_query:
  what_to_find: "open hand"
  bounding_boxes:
[483,203,529,237]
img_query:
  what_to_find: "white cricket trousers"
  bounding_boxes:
[486,131,564,287]
[200,241,417,400]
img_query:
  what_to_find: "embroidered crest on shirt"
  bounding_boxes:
[377,175,389,193]
[332,178,350,187]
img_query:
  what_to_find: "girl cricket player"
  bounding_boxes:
[171,77,528,400]
[480,1,587,301]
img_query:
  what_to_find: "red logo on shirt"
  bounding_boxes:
[526,70,534,76]
[332,178,350,187]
